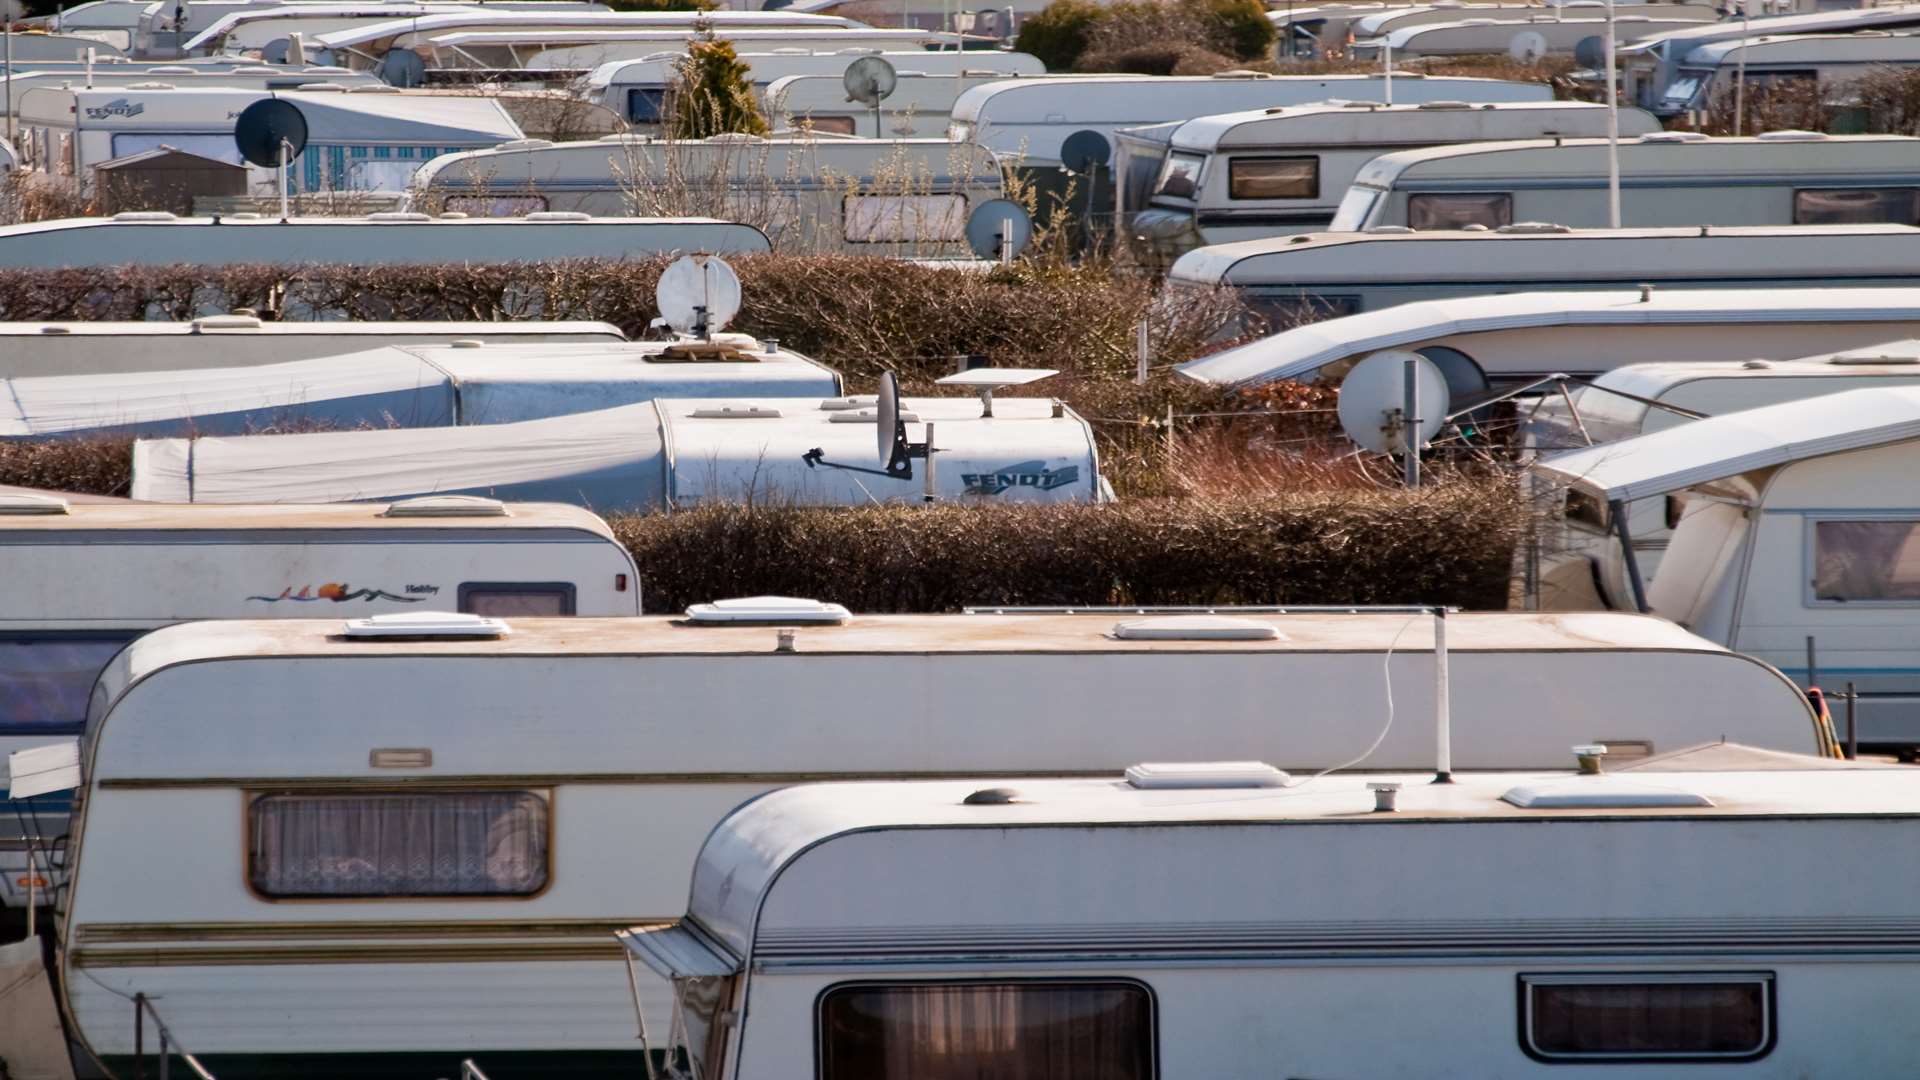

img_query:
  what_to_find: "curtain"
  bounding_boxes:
[821,982,1151,1080]
[249,791,547,897]
[1813,521,1920,601]
[1530,980,1765,1055]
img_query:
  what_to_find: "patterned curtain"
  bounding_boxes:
[249,791,548,897]
[820,982,1151,1079]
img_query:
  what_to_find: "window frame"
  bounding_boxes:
[1517,972,1776,1064]
[1227,155,1320,201]
[1406,191,1514,231]
[840,193,969,245]
[814,977,1160,1080]
[456,581,578,617]
[1153,151,1207,200]
[0,631,139,737]
[1804,514,1920,608]
[627,86,667,124]
[243,787,555,903]
[1792,186,1920,226]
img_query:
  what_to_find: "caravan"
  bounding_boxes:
[1655,30,1920,116]
[0,66,377,119]
[1349,10,1713,60]
[1119,100,1659,260]
[429,29,953,77]
[178,1,609,58]
[0,493,641,912]
[1621,4,1920,110]
[55,608,1826,1077]
[1329,132,1920,232]
[767,70,1019,138]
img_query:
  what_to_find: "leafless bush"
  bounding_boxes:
[1677,76,1828,136]
[0,434,134,496]
[0,170,97,224]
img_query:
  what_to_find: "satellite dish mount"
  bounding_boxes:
[802,371,939,502]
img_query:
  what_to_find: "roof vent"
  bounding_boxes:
[191,313,263,330]
[348,84,402,93]
[526,210,591,221]
[144,65,194,73]
[1829,353,1920,365]
[1211,69,1270,79]
[1497,221,1573,234]
[1501,777,1714,809]
[1124,761,1290,789]
[1365,225,1413,234]
[438,211,469,219]
[1741,359,1771,369]
[963,786,1020,805]
[293,82,346,92]
[226,211,264,220]
[1756,128,1828,141]
[496,138,555,151]
[1416,100,1470,110]
[0,492,71,515]
[818,396,876,410]
[1112,615,1283,641]
[688,404,783,419]
[343,611,512,639]
[684,596,852,624]
[112,211,176,221]
[381,494,511,517]
[830,407,921,423]
[1460,16,1498,24]
[1638,131,1710,143]
[367,211,431,222]
[38,325,71,335]
[449,338,485,348]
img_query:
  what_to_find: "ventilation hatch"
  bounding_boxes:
[343,612,512,639]
[527,210,592,222]
[0,493,71,515]
[830,407,921,424]
[1829,353,1920,366]
[1501,777,1714,809]
[1125,761,1290,789]
[112,211,177,221]
[191,314,263,330]
[366,211,429,222]
[381,494,511,518]
[689,404,783,419]
[684,596,851,624]
[1112,615,1283,641]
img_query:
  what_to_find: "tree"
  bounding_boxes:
[1183,0,1276,62]
[666,34,770,139]
[1015,0,1105,71]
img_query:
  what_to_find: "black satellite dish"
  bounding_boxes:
[233,98,308,169]
[1573,35,1607,69]
[1059,129,1111,174]
[377,48,427,88]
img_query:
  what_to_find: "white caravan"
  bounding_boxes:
[1622,4,1920,109]
[1174,287,1920,388]
[767,70,1020,138]
[1168,224,1920,345]
[1119,100,1660,260]
[32,0,154,52]
[179,1,609,57]
[428,29,950,76]
[1655,30,1920,116]
[1330,132,1920,232]
[131,393,1105,508]
[16,84,522,194]
[310,10,863,72]
[1,337,840,438]
[0,494,641,912]
[625,756,1918,1080]
[55,608,1826,1077]
[1525,352,1920,610]
[589,48,1041,126]
[0,213,769,268]
[948,71,1555,167]
[1349,11,1712,59]
[0,65,377,118]
[0,30,128,61]
[0,317,622,378]
[411,136,1001,257]
[1535,387,1920,747]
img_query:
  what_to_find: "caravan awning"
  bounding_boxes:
[1533,385,1920,503]
[618,923,739,981]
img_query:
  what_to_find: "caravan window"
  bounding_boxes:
[458,582,576,617]
[1229,156,1318,200]
[1793,188,1919,226]
[843,194,968,244]
[0,635,135,736]
[1811,519,1920,603]
[109,133,246,167]
[1408,193,1512,230]
[1154,152,1205,199]
[1662,70,1710,109]
[819,980,1154,1079]
[248,790,550,899]
[1521,973,1773,1061]
[797,115,858,136]
[627,87,667,125]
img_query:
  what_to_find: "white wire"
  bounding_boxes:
[1283,609,1426,792]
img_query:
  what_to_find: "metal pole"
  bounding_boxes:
[5,18,14,150]
[1805,635,1818,689]
[1383,38,1392,105]
[1604,0,1621,228]
[279,139,290,221]
[922,422,937,502]
[23,853,32,939]
[1432,607,1452,784]
[159,1029,171,1080]
[134,994,147,1080]
[1402,357,1420,488]
[1845,680,1858,760]
[1609,498,1649,613]
[1135,318,1149,384]
[1733,5,1750,137]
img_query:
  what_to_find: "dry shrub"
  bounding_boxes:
[613,481,1527,613]
[1077,42,1238,76]
[0,435,134,496]
[1676,76,1827,136]
[1853,66,1920,134]
[0,171,97,225]
[1269,55,1581,98]
[1069,0,1274,71]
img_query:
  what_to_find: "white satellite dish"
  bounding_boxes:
[1337,350,1450,456]
[876,370,902,467]
[1508,29,1549,64]
[843,55,897,107]
[936,366,1057,417]
[655,254,742,338]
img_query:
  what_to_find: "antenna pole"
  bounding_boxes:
[1604,0,1621,228]
[1135,318,1149,384]
[1733,0,1750,137]
[1432,607,1452,784]
[1383,38,1392,105]
[1401,356,1420,488]
[278,138,290,221]
[922,421,937,503]
[999,216,1012,265]
[5,17,13,151]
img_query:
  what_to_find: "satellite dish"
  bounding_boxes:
[1573,34,1606,68]
[1059,128,1111,174]
[1337,349,1450,456]
[876,370,902,467]
[655,253,743,337]
[843,55,897,107]
[233,98,307,168]
[1508,29,1549,64]
[377,47,426,88]
[964,198,1032,261]
[260,36,291,64]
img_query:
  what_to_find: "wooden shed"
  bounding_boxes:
[93,145,247,216]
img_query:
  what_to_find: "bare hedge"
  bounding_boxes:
[613,482,1527,613]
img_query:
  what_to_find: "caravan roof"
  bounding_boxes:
[1175,286,1920,387]
[1356,11,1711,56]
[1160,99,1655,153]
[1534,385,1920,503]
[19,83,522,146]
[312,9,863,58]
[1686,27,1920,66]
[179,2,611,54]
[588,47,1039,94]
[1628,3,1920,58]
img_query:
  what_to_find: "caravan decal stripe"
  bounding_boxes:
[97,769,1120,790]
[74,919,669,944]
[72,941,630,968]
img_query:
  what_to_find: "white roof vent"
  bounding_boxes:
[684,596,852,624]
[818,396,877,411]
[0,492,71,515]
[830,407,921,423]
[1756,129,1828,141]
[1112,615,1283,641]
[526,210,591,221]
[1416,100,1470,109]
[1365,225,1413,234]
[1497,221,1573,234]
[112,211,176,222]
[449,338,485,348]
[38,325,71,335]
[191,314,263,330]
[438,211,469,219]
[1638,131,1710,143]
[496,138,555,151]
[1211,69,1269,79]
[348,84,402,93]
[688,404,783,419]
[1830,352,1920,366]
[293,82,346,92]
[343,611,512,638]
[1501,777,1714,809]
[381,494,511,517]
[367,211,430,222]
[226,211,264,220]
[1125,761,1290,789]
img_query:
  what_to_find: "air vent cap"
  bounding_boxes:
[381,494,510,517]
[343,612,512,638]
[1112,615,1283,641]
[684,596,851,624]
[1125,761,1290,789]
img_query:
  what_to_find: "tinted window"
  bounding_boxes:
[1407,192,1513,230]
[0,636,135,735]
[1812,520,1920,602]
[627,87,667,124]
[1523,974,1772,1061]
[459,583,576,617]
[1229,156,1318,200]
[820,981,1153,1079]
[1794,188,1918,225]
[249,791,549,898]
[1155,152,1205,199]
